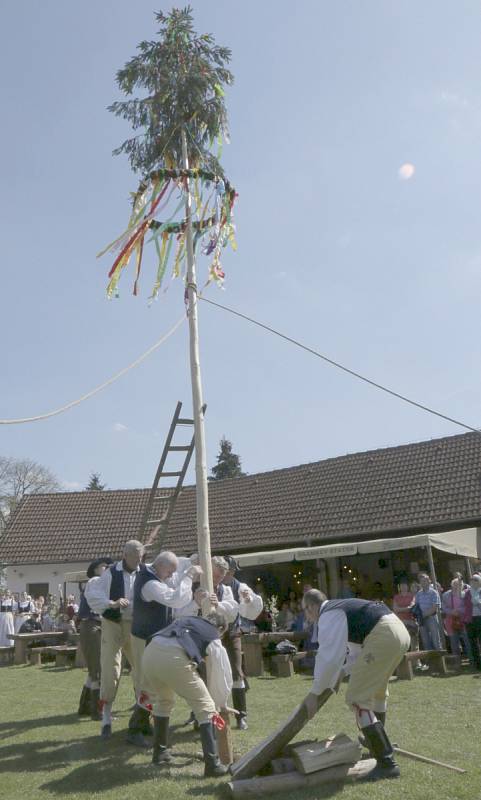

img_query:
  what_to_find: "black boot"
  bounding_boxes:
[359,711,386,749]
[232,688,248,730]
[78,685,91,716]
[90,688,101,721]
[126,705,152,748]
[152,716,172,765]
[199,721,229,777]
[361,722,400,780]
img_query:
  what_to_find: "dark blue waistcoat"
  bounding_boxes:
[320,598,390,644]
[154,616,220,665]
[102,564,125,623]
[131,565,173,640]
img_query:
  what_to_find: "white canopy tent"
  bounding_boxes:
[235,528,481,568]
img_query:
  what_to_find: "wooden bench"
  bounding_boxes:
[396,649,449,680]
[271,651,308,677]
[243,632,305,677]
[0,646,15,666]
[28,645,78,667]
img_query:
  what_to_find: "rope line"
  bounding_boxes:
[0,314,186,425]
[199,296,480,435]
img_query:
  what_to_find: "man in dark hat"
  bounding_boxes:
[222,555,263,730]
[77,557,114,720]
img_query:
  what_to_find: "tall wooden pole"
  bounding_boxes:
[182,128,214,599]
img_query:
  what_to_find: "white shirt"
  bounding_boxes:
[176,583,239,623]
[85,561,138,620]
[233,581,264,620]
[311,602,361,695]
[141,559,194,609]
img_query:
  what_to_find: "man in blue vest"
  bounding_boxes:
[85,540,144,740]
[301,589,410,782]
[127,551,202,746]
[77,556,113,720]
[141,612,232,777]
[222,556,263,730]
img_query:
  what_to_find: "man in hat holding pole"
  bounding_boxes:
[222,555,263,730]
[77,556,114,720]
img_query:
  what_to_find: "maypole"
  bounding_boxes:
[99,6,236,601]
[181,128,213,596]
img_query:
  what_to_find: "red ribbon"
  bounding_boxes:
[212,713,225,731]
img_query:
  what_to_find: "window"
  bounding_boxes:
[27,582,49,599]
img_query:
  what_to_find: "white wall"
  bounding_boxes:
[6,562,89,600]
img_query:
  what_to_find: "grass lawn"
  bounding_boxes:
[0,663,479,800]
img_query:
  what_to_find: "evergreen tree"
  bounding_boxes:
[108,6,233,177]
[210,437,245,481]
[86,473,106,491]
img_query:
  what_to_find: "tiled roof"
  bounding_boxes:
[1,431,481,565]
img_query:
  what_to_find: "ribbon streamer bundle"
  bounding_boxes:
[99,168,237,300]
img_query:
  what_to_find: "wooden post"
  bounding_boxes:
[326,558,339,598]
[217,710,234,766]
[181,128,214,600]
[465,557,472,579]
[426,542,446,648]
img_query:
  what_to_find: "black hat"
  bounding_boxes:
[225,555,240,573]
[87,557,114,579]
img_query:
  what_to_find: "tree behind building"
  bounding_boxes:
[85,472,106,491]
[0,457,60,526]
[210,437,245,481]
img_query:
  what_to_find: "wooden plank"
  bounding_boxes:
[228,758,377,797]
[271,655,294,678]
[243,640,264,677]
[230,688,333,781]
[217,710,234,766]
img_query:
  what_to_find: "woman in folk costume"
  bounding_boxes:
[15,592,35,633]
[77,557,113,720]
[0,589,16,646]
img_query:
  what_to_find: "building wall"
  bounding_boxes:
[6,562,89,600]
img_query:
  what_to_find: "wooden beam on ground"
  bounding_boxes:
[228,758,377,797]
[230,688,333,781]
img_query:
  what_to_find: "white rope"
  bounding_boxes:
[0,314,186,425]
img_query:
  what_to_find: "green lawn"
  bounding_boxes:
[0,663,479,800]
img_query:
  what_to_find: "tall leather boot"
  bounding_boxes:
[359,711,386,748]
[361,721,400,780]
[232,688,248,730]
[152,716,172,765]
[126,705,152,748]
[199,721,229,777]
[78,685,91,716]
[90,688,101,721]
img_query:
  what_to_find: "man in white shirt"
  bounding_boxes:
[140,612,232,776]
[222,556,263,730]
[127,551,202,746]
[178,556,239,623]
[301,589,410,782]
[84,539,144,740]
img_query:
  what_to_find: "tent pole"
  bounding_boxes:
[426,542,446,648]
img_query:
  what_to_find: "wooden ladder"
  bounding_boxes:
[139,400,205,550]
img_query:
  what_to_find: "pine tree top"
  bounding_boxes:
[210,436,245,481]
[108,6,233,177]
[85,472,106,491]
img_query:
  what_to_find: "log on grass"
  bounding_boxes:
[230,688,333,781]
[290,733,361,775]
[228,758,377,797]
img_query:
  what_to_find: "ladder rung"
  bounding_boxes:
[168,445,191,452]
[147,518,167,526]
[160,471,183,478]
[177,417,195,425]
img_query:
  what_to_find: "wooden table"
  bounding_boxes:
[242,631,305,677]
[7,632,67,665]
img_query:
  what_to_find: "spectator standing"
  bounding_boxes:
[465,573,481,671]
[277,601,295,630]
[416,574,442,650]
[442,578,471,660]
[0,589,16,646]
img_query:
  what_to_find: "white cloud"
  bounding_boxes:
[63,480,81,490]
[398,163,415,181]
[113,422,128,433]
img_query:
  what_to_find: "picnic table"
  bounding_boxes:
[7,632,68,665]
[242,631,305,677]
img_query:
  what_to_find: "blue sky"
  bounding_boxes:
[2,1,481,491]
